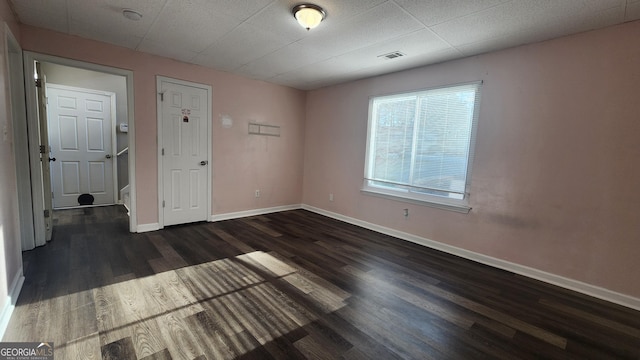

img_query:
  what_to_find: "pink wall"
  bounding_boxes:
[10,8,640,302]
[0,0,22,314]
[20,25,306,225]
[304,21,640,298]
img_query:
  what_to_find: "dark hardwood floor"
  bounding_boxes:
[4,206,640,359]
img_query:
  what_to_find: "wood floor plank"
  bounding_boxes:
[185,310,241,360]
[4,206,640,359]
[101,337,137,360]
[139,348,172,360]
[156,313,204,360]
[57,333,102,360]
[539,297,640,338]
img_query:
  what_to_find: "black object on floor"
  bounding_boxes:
[78,193,94,206]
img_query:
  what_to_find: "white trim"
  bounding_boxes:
[22,52,138,234]
[156,76,213,229]
[361,185,471,214]
[5,24,36,251]
[301,204,640,311]
[0,267,25,340]
[23,54,46,246]
[136,223,161,233]
[210,204,302,222]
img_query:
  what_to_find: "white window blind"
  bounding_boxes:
[364,82,481,208]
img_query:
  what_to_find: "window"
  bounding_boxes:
[363,82,481,212]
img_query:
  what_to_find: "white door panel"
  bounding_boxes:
[160,79,210,226]
[61,161,80,195]
[47,84,116,208]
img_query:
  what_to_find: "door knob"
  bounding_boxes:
[199,160,208,166]
[48,157,56,162]
[105,154,112,159]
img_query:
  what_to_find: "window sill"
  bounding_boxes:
[361,186,472,214]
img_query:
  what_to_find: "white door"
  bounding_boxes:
[47,84,116,208]
[159,78,210,226]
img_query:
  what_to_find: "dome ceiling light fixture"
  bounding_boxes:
[122,9,143,21]
[292,4,326,30]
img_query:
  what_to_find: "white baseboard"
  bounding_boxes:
[0,267,25,340]
[301,204,640,311]
[137,204,301,232]
[136,222,161,233]
[210,204,302,222]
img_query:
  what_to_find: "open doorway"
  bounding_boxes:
[42,65,123,210]
[23,52,137,249]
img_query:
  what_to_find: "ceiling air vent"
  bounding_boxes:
[378,51,405,60]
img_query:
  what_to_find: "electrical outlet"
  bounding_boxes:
[404,208,409,217]
[255,189,260,198]
[329,193,334,202]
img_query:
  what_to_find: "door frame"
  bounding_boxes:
[46,83,118,209]
[156,76,212,229]
[34,62,53,241]
[5,25,35,250]
[23,51,138,235]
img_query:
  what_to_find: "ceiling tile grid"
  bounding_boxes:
[193,23,291,72]
[234,42,328,80]
[141,0,242,54]
[395,0,511,27]
[9,0,640,90]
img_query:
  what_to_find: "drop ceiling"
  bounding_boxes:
[9,0,640,90]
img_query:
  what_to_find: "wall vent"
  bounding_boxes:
[249,123,280,137]
[378,51,405,60]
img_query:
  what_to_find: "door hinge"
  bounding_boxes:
[162,200,165,208]
[35,79,42,88]
[44,209,50,218]
[39,145,47,154]
[162,148,165,156]
[159,92,164,102]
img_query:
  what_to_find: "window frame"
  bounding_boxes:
[362,81,482,213]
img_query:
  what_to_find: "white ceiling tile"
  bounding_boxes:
[194,23,290,71]
[395,0,510,26]
[350,48,462,77]
[137,38,200,63]
[326,29,454,69]
[246,0,388,43]
[190,53,235,72]
[267,65,335,88]
[278,47,461,90]
[432,0,625,46]
[318,0,390,23]
[246,0,388,34]
[69,19,143,49]
[235,42,328,80]
[190,0,274,22]
[296,2,424,56]
[245,0,321,43]
[12,0,67,16]
[11,4,68,33]
[66,0,165,40]
[143,0,241,53]
[456,3,625,56]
